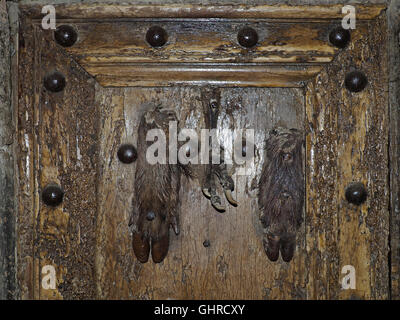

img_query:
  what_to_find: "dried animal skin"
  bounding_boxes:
[129,106,182,263]
[258,127,304,262]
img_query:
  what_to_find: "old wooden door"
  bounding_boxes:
[15,3,391,299]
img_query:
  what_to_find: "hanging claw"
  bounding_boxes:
[171,215,180,235]
[214,164,238,208]
[202,188,211,198]
[211,194,226,212]
[224,189,238,207]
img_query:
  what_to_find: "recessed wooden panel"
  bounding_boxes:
[95,86,304,299]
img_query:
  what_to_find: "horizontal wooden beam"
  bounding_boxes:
[20,4,385,20]
[64,21,336,65]
[23,4,384,88]
[86,64,322,87]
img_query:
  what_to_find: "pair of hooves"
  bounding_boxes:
[132,233,169,263]
[263,234,295,263]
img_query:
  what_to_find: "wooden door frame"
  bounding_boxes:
[0,1,399,299]
[0,0,15,300]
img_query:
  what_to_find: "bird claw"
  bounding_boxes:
[200,94,238,212]
[224,189,238,207]
[202,187,211,199]
[202,164,237,211]
[211,194,226,212]
[215,164,238,208]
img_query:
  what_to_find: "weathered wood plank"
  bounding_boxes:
[17,20,100,299]
[37,18,335,87]
[89,65,322,88]
[64,21,337,65]
[388,0,400,300]
[35,25,99,299]
[16,15,37,300]
[20,4,385,20]
[305,14,389,299]
[0,0,15,300]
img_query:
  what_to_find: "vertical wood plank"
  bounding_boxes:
[388,0,400,300]
[305,15,389,299]
[37,26,99,299]
[0,0,15,300]
[17,17,36,300]
[17,23,100,299]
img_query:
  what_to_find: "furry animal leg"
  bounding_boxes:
[130,106,183,264]
[258,127,304,263]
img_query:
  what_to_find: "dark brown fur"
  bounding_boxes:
[129,107,182,263]
[258,127,304,262]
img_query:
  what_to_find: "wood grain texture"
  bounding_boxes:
[16,16,37,300]
[24,4,384,88]
[17,20,99,299]
[48,19,334,87]
[95,86,305,299]
[20,3,385,20]
[305,14,389,299]
[64,21,337,65]
[0,0,15,300]
[37,25,99,300]
[89,65,322,88]
[388,0,400,300]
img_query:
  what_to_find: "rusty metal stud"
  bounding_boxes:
[237,27,258,48]
[203,240,210,248]
[345,182,367,205]
[117,144,137,164]
[42,184,64,207]
[329,27,350,48]
[54,25,78,47]
[43,71,66,92]
[146,211,156,221]
[146,26,167,48]
[210,101,218,109]
[345,70,368,92]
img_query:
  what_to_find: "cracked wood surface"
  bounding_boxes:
[17,20,99,299]
[19,3,385,20]
[0,0,15,300]
[305,14,389,299]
